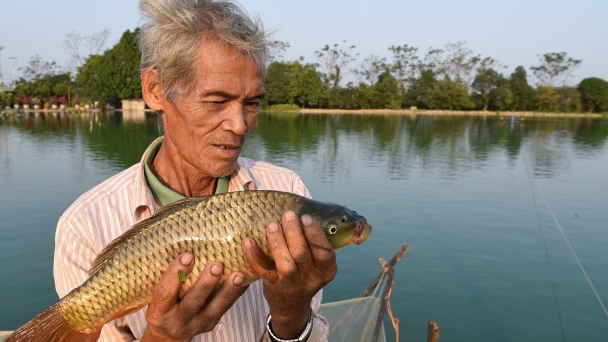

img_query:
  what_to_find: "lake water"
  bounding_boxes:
[1,111,607,341]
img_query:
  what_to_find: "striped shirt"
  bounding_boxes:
[53,147,328,341]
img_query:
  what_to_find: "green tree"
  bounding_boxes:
[435,78,473,110]
[472,68,503,110]
[328,85,362,109]
[509,66,536,111]
[387,44,419,93]
[557,86,581,112]
[536,86,560,111]
[76,29,142,106]
[0,92,16,107]
[530,52,581,87]
[287,62,327,108]
[264,62,291,106]
[14,72,73,106]
[374,71,401,109]
[406,69,439,109]
[578,77,608,112]
[471,68,512,111]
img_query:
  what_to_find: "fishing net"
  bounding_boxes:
[318,295,387,342]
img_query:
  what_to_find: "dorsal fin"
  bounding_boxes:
[155,196,211,214]
[88,196,210,275]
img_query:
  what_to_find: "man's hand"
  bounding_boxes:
[140,252,249,342]
[243,211,338,340]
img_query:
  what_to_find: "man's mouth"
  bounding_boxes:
[217,145,240,149]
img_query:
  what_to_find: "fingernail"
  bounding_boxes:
[243,238,253,250]
[284,211,297,222]
[233,274,244,286]
[180,253,193,266]
[268,222,279,233]
[301,214,313,227]
[210,263,223,276]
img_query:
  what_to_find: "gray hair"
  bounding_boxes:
[139,0,268,101]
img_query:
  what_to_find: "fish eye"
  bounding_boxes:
[328,224,338,235]
[341,216,346,223]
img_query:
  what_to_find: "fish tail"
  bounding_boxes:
[4,302,101,342]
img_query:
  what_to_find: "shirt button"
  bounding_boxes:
[216,322,225,331]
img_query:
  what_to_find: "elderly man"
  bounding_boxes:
[53,0,335,341]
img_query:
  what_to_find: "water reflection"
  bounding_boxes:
[1,111,607,340]
[248,114,608,180]
[1,112,606,179]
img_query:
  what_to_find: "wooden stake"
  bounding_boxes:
[361,243,409,297]
[428,321,439,342]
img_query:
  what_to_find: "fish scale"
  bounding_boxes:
[6,190,371,342]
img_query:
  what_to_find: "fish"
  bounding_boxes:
[6,190,372,342]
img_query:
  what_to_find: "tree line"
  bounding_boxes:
[1,29,141,109]
[1,30,607,113]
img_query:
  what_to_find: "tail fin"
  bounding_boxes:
[4,302,101,342]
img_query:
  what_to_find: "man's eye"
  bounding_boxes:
[246,102,260,110]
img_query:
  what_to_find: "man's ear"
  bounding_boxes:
[141,69,163,111]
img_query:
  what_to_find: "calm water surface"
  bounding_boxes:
[1,112,607,341]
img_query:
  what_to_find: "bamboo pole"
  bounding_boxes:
[427,321,439,342]
[371,268,395,342]
[361,244,409,297]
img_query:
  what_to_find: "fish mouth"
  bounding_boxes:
[351,218,372,245]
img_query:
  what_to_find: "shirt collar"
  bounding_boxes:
[133,137,161,220]
[137,136,234,207]
[229,160,255,191]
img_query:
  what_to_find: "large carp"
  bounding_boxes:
[6,190,372,342]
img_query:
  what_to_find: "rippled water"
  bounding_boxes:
[1,112,607,341]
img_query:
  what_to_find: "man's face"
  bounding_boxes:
[161,38,265,178]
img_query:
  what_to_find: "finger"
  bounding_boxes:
[199,272,250,323]
[150,253,195,315]
[178,262,224,316]
[281,211,313,266]
[265,221,297,276]
[242,238,278,281]
[300,214,337,270]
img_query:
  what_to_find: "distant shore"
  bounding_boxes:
[294,108,605,118]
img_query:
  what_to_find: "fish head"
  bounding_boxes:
[306,202,372,250]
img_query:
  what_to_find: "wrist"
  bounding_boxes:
[267,307,313,342]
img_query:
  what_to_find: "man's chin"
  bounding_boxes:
[210,160,238,178]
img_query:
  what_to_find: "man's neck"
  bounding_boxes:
[152,142,218,197]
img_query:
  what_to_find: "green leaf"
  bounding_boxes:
[178,269,187,283]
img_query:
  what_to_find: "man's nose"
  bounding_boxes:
[222,102,249,135]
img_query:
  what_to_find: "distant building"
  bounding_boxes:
[121,98,146,111]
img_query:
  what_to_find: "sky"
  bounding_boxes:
[0,0,607,86]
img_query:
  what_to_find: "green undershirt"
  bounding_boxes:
[143,138,229,206]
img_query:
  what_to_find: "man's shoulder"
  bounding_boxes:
[236,157,310,198]
[60,164,141,221]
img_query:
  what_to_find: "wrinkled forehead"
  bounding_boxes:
[196,34,264,76]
